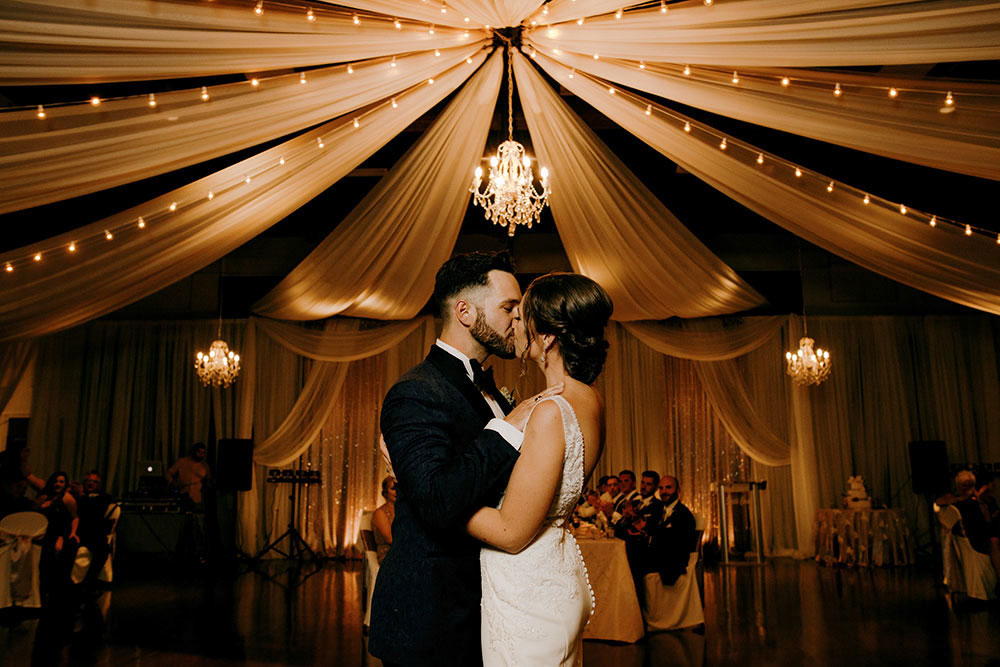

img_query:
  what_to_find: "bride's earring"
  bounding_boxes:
[541,351,547,364]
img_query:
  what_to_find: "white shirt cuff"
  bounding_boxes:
[610,511,623,524]
[486,418,524,451]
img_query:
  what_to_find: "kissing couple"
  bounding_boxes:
[369,250,614,666]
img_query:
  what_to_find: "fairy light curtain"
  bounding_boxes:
[541,52,1000,181]
[529,52,1000,316]
[253,51,503,320]
[527,1,1000,66]
[0,0,481,83]
[511,50,764,320]
[0,340,35,416]
[0,45,486,214]
[0,55,485,343]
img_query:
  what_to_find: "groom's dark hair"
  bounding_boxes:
[433,250,516,320]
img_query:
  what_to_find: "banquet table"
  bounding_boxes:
[576,536,645,643]
[813,508,914,567]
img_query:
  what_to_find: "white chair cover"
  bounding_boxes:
[643,551,705,632]
[358,509,380,627]
[100,502,122,583]
[937,504,997,601]
[0,511,47,609]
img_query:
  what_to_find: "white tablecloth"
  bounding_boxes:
[577,536,644,643]
[813,508,914,567]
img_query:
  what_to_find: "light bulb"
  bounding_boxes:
[568,69,574,79]
[945,91,954,106]
[660,0,667,12]
[201,86,210,101]
[392,56,398,66]
[781,77,790,87]
[965,224,972,236]
[254,1,262,15]
[683,65,691,76]
[306,8,315,21]
[553,49,560,54]
[36,105,46,119]
[251,78,259,87]
[353,117,360,128]
[719,138,727,150]
[391,97,397,108]
[441,2,447,13]
[207,191,214,200]
[608,87,615,94]
[756,153,764,165]
[639,61,645,70]
[490,156,498,168]
[393,18,401,29]
[889,87,898,98]
[137,217,145,228]
[593,54,599,60]
[300,72,307,84]
[428,78,435,84]
[34,252,42,261]
[704,0,713,5]
[466,58,473,64]
[645,104,651,115]
[317,137,324,148]
[522,155,531,168]
[347,64,353,74]
[434,49,439,57]
[834,83,842,97]
[731,71,739,84]
[169,202,177,211]
[429,26,435,35]
[577,17,583,25]
[69,242,76,252]
[543,7,549,14]
[795,167,802,177]
[148,93,157,107]
[104,229,113,240]
[900,204,907,214]
[352,13,359,25]
[245,175,251,183]
[475,166,483,179]
[615,8,623,19]
[90,96,101,106]
[684,122,691,133]
[4,263,11,273]
[827,181,834,192]
[463,30,469,39]
[863,194,870,204]
[279,157,285,165]
[929,216,937,227]
[540,167,549,180]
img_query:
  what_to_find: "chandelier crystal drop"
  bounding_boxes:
[195,333,241,388]
[785,336,831,387]
[470,45,550,237]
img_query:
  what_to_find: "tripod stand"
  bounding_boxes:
[254,470,319,562]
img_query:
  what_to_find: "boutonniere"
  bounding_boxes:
[500,386,517,406]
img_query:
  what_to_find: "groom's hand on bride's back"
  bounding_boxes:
[504,384,564,431]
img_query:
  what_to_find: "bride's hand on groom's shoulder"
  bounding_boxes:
[504,384,564,431]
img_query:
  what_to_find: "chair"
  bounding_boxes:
[99,502,122,583]
[0,512,47,609]
[936,504,996,601]
[643,512,705,632]
[357,509,380,628]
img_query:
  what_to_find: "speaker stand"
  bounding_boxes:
[253,480,319,563]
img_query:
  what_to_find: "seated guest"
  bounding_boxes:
[599,475,622,521]
[614,469,640,518]
[167,442,211,509]
[76,470,115,583]
[937,470,1000,579]
[647,475,697,585]
[575,490,601,523]
[617,471,664,593]
[372,476,396,565]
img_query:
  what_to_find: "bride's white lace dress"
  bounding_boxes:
[480,395,594,666]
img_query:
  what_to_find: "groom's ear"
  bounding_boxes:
[453,297,475,328]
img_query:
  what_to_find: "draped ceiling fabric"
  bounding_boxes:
[511,50,763,320]
[541,53,1000,180]
[527,1,1000,66]
[0,46,487,213]
[0,54,486,342]
[253,51,503,320]
[528,52,1000,316]
[0,0,485,83]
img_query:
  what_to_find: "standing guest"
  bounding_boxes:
[35,471,79,590]
[372,476,396,565]
[647,475,697,585]
[76,470,115,583]
[167,442,211,508]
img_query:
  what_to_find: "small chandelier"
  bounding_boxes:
[195,325,241,388]
[470,44,550,237]
[785,335,831,387]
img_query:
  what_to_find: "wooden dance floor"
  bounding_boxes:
[1,558,997,666]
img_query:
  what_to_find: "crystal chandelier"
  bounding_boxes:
[785,334,831,386]
[470,45,550,237]
[195,325,241,388]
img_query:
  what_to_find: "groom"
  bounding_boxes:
[369,251,525,667]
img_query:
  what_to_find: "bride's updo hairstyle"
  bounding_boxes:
[521,273,614,384]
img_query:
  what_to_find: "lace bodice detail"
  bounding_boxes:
[543,395,586,521]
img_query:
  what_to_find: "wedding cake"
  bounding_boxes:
[843,475,872,509]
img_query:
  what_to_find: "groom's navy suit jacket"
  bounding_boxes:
[369,346,519,666]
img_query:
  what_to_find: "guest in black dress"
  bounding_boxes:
[35,471,79,591]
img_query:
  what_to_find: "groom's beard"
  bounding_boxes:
[471,311,516,360]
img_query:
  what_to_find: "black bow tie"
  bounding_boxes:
[469,359,498,395]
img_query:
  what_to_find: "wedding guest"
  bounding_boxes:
[646,475,697,585]
[167,442,211,508]
[36,471,79,590]
[617,469,640,510]
[76,470,115,584]
[600,475,622,521]
[372,476,396,564]
[937,470,1000,579]
[617,471,664,595]
[0,470,36,518]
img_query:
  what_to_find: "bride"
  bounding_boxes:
[466,272,614,666]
